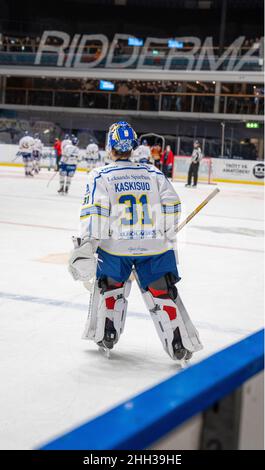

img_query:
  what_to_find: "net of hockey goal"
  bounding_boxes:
[172,156,213,184]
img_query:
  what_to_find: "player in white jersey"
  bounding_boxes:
[68,122,202,361]
[58,136,80,194]
[61,134,72,154]
[86,141,100,171]
[32,133,43,174]
[133,139,152,164]
[18,132,35,177]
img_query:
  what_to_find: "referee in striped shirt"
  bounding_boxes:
[185,141,203,188]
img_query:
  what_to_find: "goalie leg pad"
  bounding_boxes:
[141,275,203,360]
[82,277,132,348]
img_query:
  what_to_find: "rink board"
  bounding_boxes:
[1,144,264,185]
[0,162,89,172]
[0,143,104,171]
[173,156,264,185]
[40,329,264,450]
[172,156,212,184]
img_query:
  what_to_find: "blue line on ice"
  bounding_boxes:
[0,291,252,336]
[0,291,87,310]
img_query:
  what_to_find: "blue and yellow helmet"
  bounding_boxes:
[107,121,138,154]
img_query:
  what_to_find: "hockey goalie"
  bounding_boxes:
[68,121,203,361]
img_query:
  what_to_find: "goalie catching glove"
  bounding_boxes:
[68,236,98,282]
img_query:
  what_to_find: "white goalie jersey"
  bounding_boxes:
[80,160,181,256]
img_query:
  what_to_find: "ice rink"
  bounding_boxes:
[0,166,263,450]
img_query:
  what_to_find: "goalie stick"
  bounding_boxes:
[12,152,21,162]
[176,187,220,233]
[46,170,58,188]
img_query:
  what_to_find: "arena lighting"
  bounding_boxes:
[99,80,115,91]
[128,37,143,47]
[168,39,184,49]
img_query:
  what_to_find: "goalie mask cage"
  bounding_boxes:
[172,156,213,184]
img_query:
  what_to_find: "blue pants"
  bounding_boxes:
[59,163,77,177]
[96,248,180,289]
[33,150,41,161]
[22,153,33,162]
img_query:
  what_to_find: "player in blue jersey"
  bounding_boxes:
[68,121,202,361]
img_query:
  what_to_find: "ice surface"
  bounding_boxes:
[0,166,263,449]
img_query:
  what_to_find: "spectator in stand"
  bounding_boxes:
[128,84,140,109]
[160,144,174,177]
[94,48,101,61]
[35,37,41,52]
[151,143,162,168]
[22,36,33,52]
[117,82,129,109]
[54,137,62,171]
[175,82,183,111]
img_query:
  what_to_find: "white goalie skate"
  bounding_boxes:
[82,279,132,355]
[141,289,203,361]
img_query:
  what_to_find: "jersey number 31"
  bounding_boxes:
[119,194,153,226]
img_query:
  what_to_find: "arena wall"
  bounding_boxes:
[173,155,264,185]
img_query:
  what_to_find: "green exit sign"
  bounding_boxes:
[246,122,260,129]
